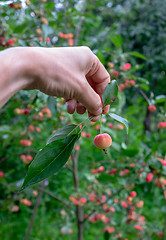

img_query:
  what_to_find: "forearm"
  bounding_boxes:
[0,47,34,108]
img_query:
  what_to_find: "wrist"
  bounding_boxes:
[0,47,31,107]
[0,47,44,108]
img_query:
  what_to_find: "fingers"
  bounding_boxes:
[86,55,111,94]
[66,48,111,120]
[66,99,76,114]
[76,79,103,116]
[76,102,86,115]
[88,112,100,122]
[86,54,111,115]
[66,100,86,115]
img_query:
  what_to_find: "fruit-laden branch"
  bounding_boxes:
[82,187,125,224]
[80,160,114,173]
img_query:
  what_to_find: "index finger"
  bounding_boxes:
[86,54,111,113]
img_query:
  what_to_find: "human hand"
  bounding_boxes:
[0,46,110,120]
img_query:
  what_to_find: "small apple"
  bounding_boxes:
[94,133,112,149]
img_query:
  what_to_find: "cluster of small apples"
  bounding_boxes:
[86,212,110,224]
[103,226,115,234]
[90,164,130,179]
[138,159,166,185]
[41,17,48,24]
[32,107,52,121]
[20,154,33,164]
[145,173,153,182]
[119,169,130,176]
[9,3,22,9]
[91,166,105,174]
[0,36,17,47]
[108,123,124,130]
[28,125,41,132]
[81,131,91,138]
[14,108,30,115]
[108,62,131,77]
[108,62,135,92]
[10,191,38,212]
[83,189,146,238]
[155,177,166,187]
[69,196,87,206]
[118,79,135,92]
[119,193,146,234]
[58,32,74,46]
[38,36,51,43]
[158,157,166,166]
[86,162,150,234]
[20,139,32,147]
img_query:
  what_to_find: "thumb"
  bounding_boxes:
[76,78,103,116]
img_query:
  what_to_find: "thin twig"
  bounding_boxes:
[66,165,74,173]
[71,151,84,240]
[24,181,45,240]
[37,187,71,209]
[135,87,150,104]
[74,0,87,46]
[72,151,79,190]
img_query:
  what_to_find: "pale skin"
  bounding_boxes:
[0,46,110,121]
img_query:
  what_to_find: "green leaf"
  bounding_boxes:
[47,96,57,115]
[139,83,149,91]
[97,174,116,182]
[13,22,29,33]
[21,134,79,190]
[0,125,11,134]
[121,147,139,157]
[155,95,166,104]
[110,34,122,48]
[44,2,55,10]
[128,51,147,60]
[96,50,106,65]
[42,24,53,37]
[102,80,118,106]
[134,77,149,85]
[108,113,128,134]
[47,124,80,144]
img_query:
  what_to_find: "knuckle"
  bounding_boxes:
[81,46,93,56]
[79,81,88,92]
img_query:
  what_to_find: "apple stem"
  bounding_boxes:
[103,149,107,154]
[100,114,102,134]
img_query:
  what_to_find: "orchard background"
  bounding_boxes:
[0,0,166,240]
